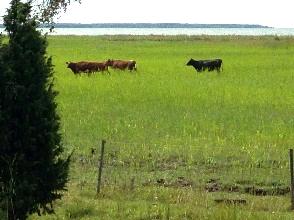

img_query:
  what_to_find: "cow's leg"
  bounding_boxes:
[105,66,110,75]
[129,66,134,72]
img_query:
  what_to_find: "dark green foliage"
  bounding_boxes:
[0,0,70,219]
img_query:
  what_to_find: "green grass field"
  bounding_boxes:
[23,35,294,219]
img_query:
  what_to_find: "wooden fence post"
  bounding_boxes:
[290,149,294,210]
[97,140,106,194]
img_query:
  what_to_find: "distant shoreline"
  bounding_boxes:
[0,23,271,29]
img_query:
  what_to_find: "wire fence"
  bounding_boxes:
[68,140,293,201]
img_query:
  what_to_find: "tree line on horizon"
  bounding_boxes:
[0,23,271,29]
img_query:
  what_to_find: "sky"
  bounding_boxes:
[0,0,293,28]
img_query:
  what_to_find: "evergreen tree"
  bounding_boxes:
[0,1,70,219]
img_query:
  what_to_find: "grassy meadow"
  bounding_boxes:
[22,35,294,219]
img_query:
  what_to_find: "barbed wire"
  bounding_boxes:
[97,140,289,152]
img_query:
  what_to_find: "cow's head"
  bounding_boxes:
[66,62,77,70]
[186,58,194,66]
[105,59,114,66]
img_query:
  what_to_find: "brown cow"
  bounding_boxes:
[86,61,110,73]
[109,59,137,71]
[97,59,113,73]
[66,59,113,75]
[66,61,89,75]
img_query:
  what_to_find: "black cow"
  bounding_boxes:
[186,58,223,73]
[186,59,203,72]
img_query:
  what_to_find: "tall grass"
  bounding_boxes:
[25,35,294,219]
[50,36,293,151]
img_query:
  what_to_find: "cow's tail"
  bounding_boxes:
[221,60,223,72]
